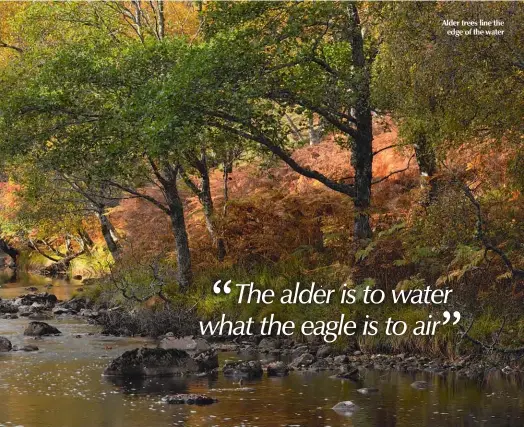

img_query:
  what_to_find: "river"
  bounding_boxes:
[1,273,523,427]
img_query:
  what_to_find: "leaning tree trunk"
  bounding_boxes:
[42,251,84,276]
[162,165,193,289]
[198,164,226,262]
[96,211,121,259]
[0,237,19,268]
[348,4,373,240]
[181,155,227,262]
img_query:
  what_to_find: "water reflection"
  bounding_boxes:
[0,270,82,300]
[0,302,523,426]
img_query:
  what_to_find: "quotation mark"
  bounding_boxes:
[442,311,461,325]
[213,280,232,295]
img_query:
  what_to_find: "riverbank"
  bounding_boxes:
[1,291,522,382]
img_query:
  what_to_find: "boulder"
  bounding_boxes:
[103,348,204,377]
[258,337,281,353]
[223,360,263,379]
[163,394,217,405]
[23,321,62,336]
[309,358,330,371]
[0,336,12,352]
[290,352,315,368]
[2,313,18,320]
[0,301,18,314]
[18,293,57,307]
[60,297,89,313]
[18,306,34,317]
[159,336,211,355]
[316,344,333,359]
[291,345,309,359]
[267,361,289,377]
[79,309,99,319]
[332,365,360,381]
[332,401,359,416]
[193,350,219,372]
[334,355,349,365]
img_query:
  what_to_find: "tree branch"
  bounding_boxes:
[103,180,170,214]
[0,39,23,53]
[208,115,354,197]
[459,180,524,280]
[372,154,415,185]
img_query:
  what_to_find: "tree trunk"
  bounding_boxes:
[77,227,94,250]
[181,155,227,262]
[0,237,19,268]
[198,160,226,262]
[200,175,226,262]
[162,165,193,289]
[97,211,121,259]
[348,4,373,240]
[414,132,438,203]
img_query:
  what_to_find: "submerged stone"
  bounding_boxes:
[357,387,379,395]
[163,394,218,405]
[332,401,359,416]
[411,380,429,390]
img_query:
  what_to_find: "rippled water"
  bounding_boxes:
[1,275,523,427]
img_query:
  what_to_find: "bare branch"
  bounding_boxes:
[0,39,23,53]
[372,154,415,185]
[373,143,401,157]
[103,180,169,214]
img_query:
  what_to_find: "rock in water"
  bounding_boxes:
[357,387,379,395]
[332,401,359,416]
[0,301,18,314]
[0,336,12,352]
[411,380,429,390]
[289,352,315,368]
[163,394,218,405]
[18,293,57,308]
[267,361,290,377]
[159,336,211,354]
[332,365,360,381]
[192,349,219,372]
[24,321,61,336]
[223,360,263,379]
[103,348,209,377]
[258,337,281,353]
[316,344,333,358]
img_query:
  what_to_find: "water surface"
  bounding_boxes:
[0,271,82,301]
[0,275,523,426]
